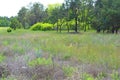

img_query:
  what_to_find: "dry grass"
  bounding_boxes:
[0,28,120,80]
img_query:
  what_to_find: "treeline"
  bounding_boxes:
[0,17,10,27]
[1,0,120,33]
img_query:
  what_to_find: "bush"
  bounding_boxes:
[30,23,42,31]
[30,22,53,31]
[0,54,6,63]
[28,57,53,66]
[62,66,76,77]
[42,23,53,31]
[7,28,12,32]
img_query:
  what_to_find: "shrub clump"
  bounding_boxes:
[7,28,12,33]
[28,57,53,66]
[30,23,42,31]
[0,54,6,63]
[30,23,53,31]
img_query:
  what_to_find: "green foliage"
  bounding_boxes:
[92,0,120,33]
[7,28,12,33]
[0,54,6,63]
[82,73,94,80]
[46,3,62,24]
[2,40,10,46]
[5,0,119,33]
[11,44,25,55]
[62,66,76,77]
[17,7,28,29]
[41,23,53,31]
[30,23,42,31]
[82,72,107,80]
[0,29,120,79]
[0,77,16,80]
[28,57,53,66]
[111,71,120,80]
[0,16,10,27]
[47,3,62,15]
[30,22,53,31]
[17,2,48,28]
[96,72,107,80]
[10,17,23,30]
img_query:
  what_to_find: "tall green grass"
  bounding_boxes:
[0,28,120,70]
[36,33,120,69]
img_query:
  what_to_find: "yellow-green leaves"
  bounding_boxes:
[28,57,53,66]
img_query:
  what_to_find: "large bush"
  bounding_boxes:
[41,23,53,31]
[30,23,53,31]
[30,23,42,31]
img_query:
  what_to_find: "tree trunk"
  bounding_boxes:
[59,25,62,33]
[84,24,86,32]
[115,29,118,34]
[97,27,101,33]
[75,16,78,32]
[112,26,115,34]
[67,22,69,32]
[57,22,58,32]
[115,26,119,34]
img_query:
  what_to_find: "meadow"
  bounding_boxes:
[0,27,120,80]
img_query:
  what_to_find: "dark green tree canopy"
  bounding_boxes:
[10,17,22,30]
[0,16,10,27]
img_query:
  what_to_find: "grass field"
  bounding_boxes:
[0,27,120,80]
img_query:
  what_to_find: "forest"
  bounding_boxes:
[0,0,120,80]
[0,0,120,33]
